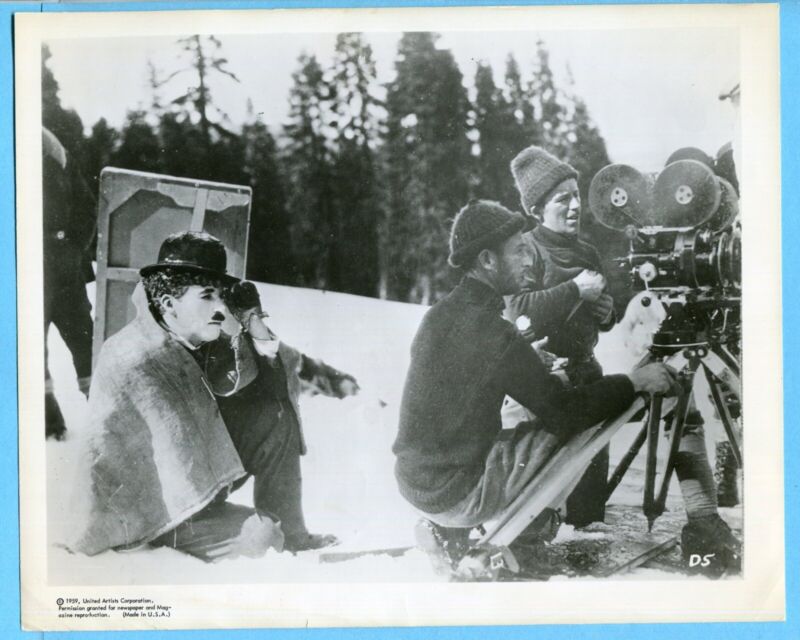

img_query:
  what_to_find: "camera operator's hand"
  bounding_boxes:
[628,363,682,396]
[573,269,605,302]
[590,292,615,324]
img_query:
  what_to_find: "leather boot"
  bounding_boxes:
[681,513,741,578]
[414,518,471,575]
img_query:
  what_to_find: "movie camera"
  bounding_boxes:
[589,149,741,357]
[588,149,742,534]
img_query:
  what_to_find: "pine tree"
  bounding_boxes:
[158,112,217,181]
[135,36,244,182]
[328,32,383,297]
[472,61,525,210]
[165,35,241,153]
[111,109,162,173]
[565,96,611,204]
[145,58,166,125]
[528,40,570,158]
[84,118,118,194]
[383,32,472,303]
[283,53,336,289]
[472,62,500,196]
[504,53,540,147]
[241,118,296,285]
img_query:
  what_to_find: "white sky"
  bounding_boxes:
[46,28,739,172]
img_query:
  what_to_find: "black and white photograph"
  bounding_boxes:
[15,3,782,631]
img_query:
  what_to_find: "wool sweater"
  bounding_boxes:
[506,225,614,361]
[393,277,634,513]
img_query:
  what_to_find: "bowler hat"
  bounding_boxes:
[140,231,239,285]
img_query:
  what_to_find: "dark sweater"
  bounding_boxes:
[506,225,614,361]
[393,277,634,513]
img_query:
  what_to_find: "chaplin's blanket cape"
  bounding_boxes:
[68,285,252,555]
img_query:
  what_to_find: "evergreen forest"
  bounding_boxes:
[42,33,617,304]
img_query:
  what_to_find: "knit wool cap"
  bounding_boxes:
[448,199,527,268]
[510,145,578,215]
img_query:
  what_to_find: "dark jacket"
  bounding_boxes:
[393,277,634,513]
[42,128,96,255]
[506,225,614,361]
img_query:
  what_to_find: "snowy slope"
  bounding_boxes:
[44,282,738,584]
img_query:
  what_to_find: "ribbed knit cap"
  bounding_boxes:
[510,145,578,215]
[448,199,527,269]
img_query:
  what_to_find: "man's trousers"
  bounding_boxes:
[44,243,94,436]
[425,421,563,528]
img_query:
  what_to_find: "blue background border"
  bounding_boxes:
[2,0,795,638]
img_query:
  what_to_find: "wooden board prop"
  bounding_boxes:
[93,167,252,367]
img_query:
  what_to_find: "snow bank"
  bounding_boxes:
[45,282,737,584]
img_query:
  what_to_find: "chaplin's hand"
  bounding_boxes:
[225,281,277,341]
[225,281,263,327]
[233,513,285,558]
[225,280,261,322]
[205,513,285,562]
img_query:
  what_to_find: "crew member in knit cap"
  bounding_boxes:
[447,199,533,268]
[393,198,678,574]
[507,145,742,576]
[506,145,616,528]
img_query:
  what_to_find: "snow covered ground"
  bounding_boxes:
[44,281,741,584]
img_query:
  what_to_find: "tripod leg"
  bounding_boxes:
[653,387,692,516]
[652,359,701,519]
[643,395,663,531]
[711,344,740,380]
[703,365,742,467]
[606,351,660,503]
[605,423,648,503]
[703,349,741,403]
